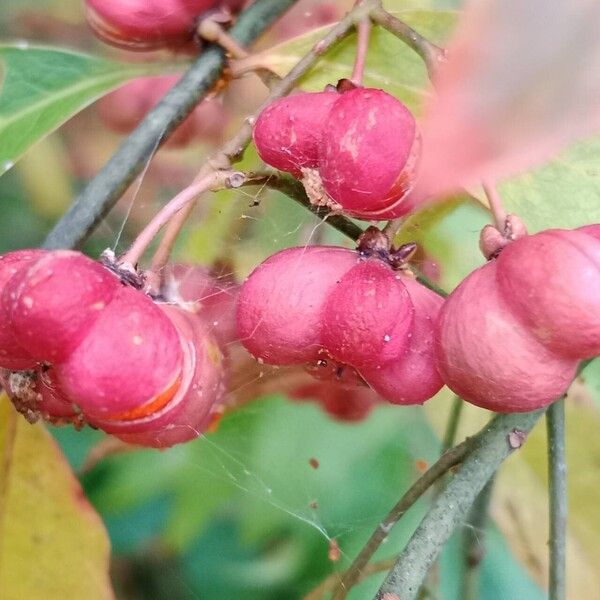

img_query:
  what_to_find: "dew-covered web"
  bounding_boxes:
[94,130,477,589]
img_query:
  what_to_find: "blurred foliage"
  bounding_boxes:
[0,0,598,599]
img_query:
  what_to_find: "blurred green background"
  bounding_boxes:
[1,1,599,599]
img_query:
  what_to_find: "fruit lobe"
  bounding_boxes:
[319,88,418,217]
[252,91,339,176]
[363,275,444,405]
[0,250,47,370]
[4,251,120,362]
[56,285,183,417]
[90,305,225,448]
[495,229,600,358]
[236,246,357,365]
[321,259,414,368]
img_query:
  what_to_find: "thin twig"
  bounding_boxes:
[351,10,372,85]
[331,439,471,600]
[374,408,545,600]
[441,396,464,453]
[369,6,446,79]
[547,398,567,600]
[148,2,373,272]
[43,0,300,250]
[304,558,396,600]
[121,172,232,266]
[460,476,495,600]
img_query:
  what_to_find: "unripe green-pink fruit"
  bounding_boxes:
[321,259,414,368]
[0,250,46,370]
[319,88,418,219]
[4,251,120,362]
[253,91,339,177]
[56,286,183,418]
[495,229,600,359]
[85,0,218,51]
[89,305,225,448]
[435,262,578,412]
[362,276,444,405]
[237,246,357,364]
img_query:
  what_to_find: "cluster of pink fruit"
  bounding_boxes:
[253,84,420,219]
[0,251,236,448]
[247,86,600,414]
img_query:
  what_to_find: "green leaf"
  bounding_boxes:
[0,45,160,173]
[500,138,600,232]
[0,395,113,600]
[244,9,457,113]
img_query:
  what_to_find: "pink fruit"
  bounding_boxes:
[89,305,225,448]
[36,368,79,421]
[56,285,183,418]
[578,223,600,242]
[495,229,600,359]
[85,0,218,51]
[253,91,339,176]
[163,263,239,347]
[319,88,419,219]
[321,259,414,368]
[237,246,357,364]
[363,276,444,405]
[0,250,46,370]
[4,251,120,362]
[99,76,226,148]
[435,262,579,412]
[290,380,379,422]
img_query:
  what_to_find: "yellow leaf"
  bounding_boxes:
[0,395,113,600]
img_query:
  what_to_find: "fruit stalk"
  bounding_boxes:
[547,398,567,600]
[370,6,447,79]
[43,0,300,250]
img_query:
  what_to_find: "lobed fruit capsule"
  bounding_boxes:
[435,261,580,412]
[318,88,419,218]
[238,245,441,407]
[252,91,339,176]
[85,0,218,51]
[98,76,226,148]
[0,248,227,448]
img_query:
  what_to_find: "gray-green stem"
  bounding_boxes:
[547,399,567,600]
[43,0,299,250]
